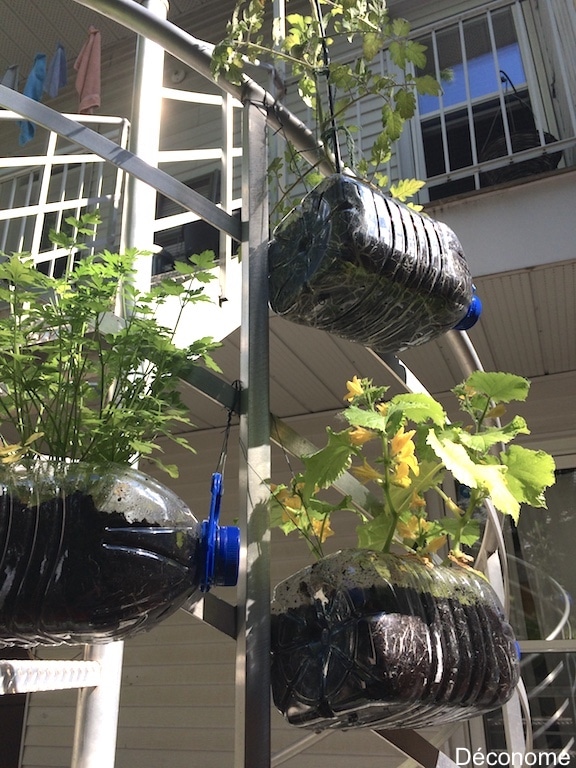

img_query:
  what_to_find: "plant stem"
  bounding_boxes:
[380,432,398,554]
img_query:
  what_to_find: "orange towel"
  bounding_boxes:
[74,26,101,114]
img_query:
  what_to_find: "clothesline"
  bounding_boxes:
[1,26,101,145]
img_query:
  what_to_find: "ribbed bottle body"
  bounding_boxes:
[271,549,519,730]
[0,460,201,646]
[269,174,474,353]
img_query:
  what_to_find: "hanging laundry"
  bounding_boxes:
[74,26,101,114]
[19,53,47,146]
[1,64,20,90]
[45,43,67,99]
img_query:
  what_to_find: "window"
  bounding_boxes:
[414,2,566,201]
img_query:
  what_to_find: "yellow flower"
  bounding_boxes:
[272,486,302,509]
[390,461,412,488]
[348,426,376,446]
[396,514,421,540]
[396,516,446,554]
[282,507,299,525]
[391,426,419,474]
[351,459,384,484]
[270,485,303,525]
[388,426,420,487]
[426,535,448,554]
[310,517,334,543]
[376,403,389,416]
[410,491,427,510]
[344,375,364,402]
[390,426,416,457]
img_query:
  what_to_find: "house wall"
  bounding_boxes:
[427,168,576,276]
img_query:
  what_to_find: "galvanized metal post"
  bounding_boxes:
[235,101,271,768]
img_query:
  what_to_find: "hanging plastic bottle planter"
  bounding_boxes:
[271,549,520,730]
[268,174,481,353]
[0,461,239,646]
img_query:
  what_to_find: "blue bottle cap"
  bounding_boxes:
[200,472,240,592]
[454,287,482,331]
[214,526,241,587]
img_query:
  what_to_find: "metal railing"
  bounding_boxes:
[0,113,128,268]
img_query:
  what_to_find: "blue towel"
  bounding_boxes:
[45,44,67,99]
[19,53,47,146]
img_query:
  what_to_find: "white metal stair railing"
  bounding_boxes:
[0,643,125,768]
[0,112,128,267]
[511,558,576,754]
[0,658,102,695]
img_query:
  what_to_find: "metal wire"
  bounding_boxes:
[311,0,342,173]
[215,379,241,477]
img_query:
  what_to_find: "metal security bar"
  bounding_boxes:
[412,0,576,201]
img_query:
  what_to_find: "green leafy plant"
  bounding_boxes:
[212,0,440,219]
[0,212,221,478]
[270,372,556,562]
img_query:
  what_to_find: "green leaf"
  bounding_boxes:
[415,74,441,96]
[152,279,186,296]
[456,416,530,451]
[404,40,428,70]
[301,428,354,496]
[389,178,426,202]
[342,405,387,432]
[189,250,217,270]
[388,40,406,68]
[391,18,411,37]
[438,517,480,547]
[151,460,180,479]
[395,88,416,119]
[501,445,556,508]
[356,515,394,551]
[388,393,446,426]
[463,371,530,403]
[426,430,521,520]
[382,105,404,141]
[362,31,381,61]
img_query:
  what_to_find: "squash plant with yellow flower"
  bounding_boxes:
[270,371,556,562]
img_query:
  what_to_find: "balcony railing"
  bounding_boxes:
[0,113,128,272]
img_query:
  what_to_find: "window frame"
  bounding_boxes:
[409,0,571,202]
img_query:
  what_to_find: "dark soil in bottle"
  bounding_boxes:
[0,488,200,646]
[271,580,520,730]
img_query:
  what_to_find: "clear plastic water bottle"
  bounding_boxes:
[0,460,239,646]
[268,174,482,353]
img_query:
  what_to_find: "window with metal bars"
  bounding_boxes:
[413,1,572,201]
